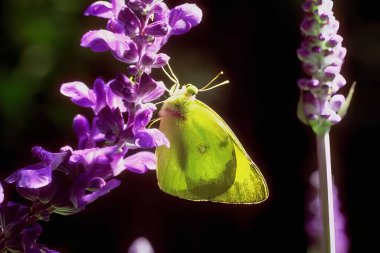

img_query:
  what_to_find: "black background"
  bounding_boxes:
[1,0,379,252]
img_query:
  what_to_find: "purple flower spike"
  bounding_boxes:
[297,0,349,134]
[169,3,202,35]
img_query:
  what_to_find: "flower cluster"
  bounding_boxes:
[1,0,202,251]
[297,0,348,134]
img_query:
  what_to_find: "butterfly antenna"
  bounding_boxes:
[200,71,229,91]
[167,63,180,84]
[162,66,178,84]
[148,117,162,128]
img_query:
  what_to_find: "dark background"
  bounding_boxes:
[0,0,378,252]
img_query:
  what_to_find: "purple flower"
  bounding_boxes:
[5,147,68,189]
[297,0,349,134]
[81,0,202,71]
[306,171,350,253]
[128,237,155,253]
[61,77,125,114]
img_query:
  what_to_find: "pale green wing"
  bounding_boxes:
[195,100,268,204]
[156,100,237,201]
[156,100,268,204]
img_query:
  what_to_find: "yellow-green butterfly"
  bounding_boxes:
[156,69,268,204]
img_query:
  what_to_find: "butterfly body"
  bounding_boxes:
[156,84,268,204]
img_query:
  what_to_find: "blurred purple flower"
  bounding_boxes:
[0,202,57,252]
[0,182,4,204]
[128,237,155,253]
[306,171,349,253]
[297,0,348,134]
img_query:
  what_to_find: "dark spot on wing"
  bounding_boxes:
[219,137,230,148]
[197,144,209,154]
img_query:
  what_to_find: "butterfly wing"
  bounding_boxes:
[156,99,268,204]
[195,100,268,203]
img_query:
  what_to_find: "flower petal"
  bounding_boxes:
[169,3,202,35]
[5,163,52,189]
[144,20,169,36]
[118,7,141,36]
[124,151,157,173]
[81,179,120,204]
[61,81,96,107]
[81,30,128,52]
[84,1,113,19]
[151,53,169,68]
[133,103,156,132]
[135,128,170,148]
[138,73,166,102]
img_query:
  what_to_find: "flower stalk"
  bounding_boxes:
[316,131,335,252]
[297,0,353,252]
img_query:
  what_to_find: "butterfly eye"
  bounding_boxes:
[185,84,198,96]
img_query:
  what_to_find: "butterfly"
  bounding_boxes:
[155,67,268,204]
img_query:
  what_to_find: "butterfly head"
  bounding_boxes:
[185,84,199,97]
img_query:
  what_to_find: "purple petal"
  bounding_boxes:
[169,3,202,35]
[303,92,320,119]
[118,7,141,36]
[81,179,121,204]
[144,21,169,36]
[70,146,116,166]
[109,73,137,102]
[330,94,345,112]
[84,1,113,19]
[94,106,124,141]
[140,52,157,66]
[81,30,129,53]
[138,73,166,102]
[31,146,68,169]
[93,77,108,113]
[73,114,90,140]
[124,151,156,173]
[135,128,170,148]
[113,0,125,15]
[133,103,156,132]
[60,81,96,107]
[5,163,52,189]
[86,177,107,192]
[151,53,169,68]
[0,182,4,203]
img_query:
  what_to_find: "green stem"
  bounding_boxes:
[316,131,336,253]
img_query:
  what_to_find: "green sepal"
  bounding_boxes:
[310,119,331,136]
[297,92,308,125]
[338,81,356,119]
